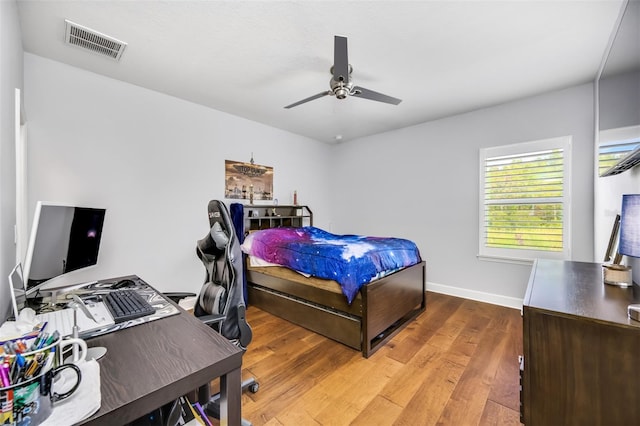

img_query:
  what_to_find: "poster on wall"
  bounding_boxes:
[225,159,273,201]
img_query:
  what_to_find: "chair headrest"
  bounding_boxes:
[210,221,229,250]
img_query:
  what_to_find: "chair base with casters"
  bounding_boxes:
[196,303,259,424]
[203,381,258,426]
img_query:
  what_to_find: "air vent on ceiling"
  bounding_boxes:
[64,19,127,61]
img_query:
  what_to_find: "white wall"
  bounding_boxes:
[330,83,596,307]
[0,0,24,321]
[23,53,333,295]
[18,47,633,310]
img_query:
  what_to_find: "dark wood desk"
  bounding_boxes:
[521,259,640,425]
[78,302,244,425]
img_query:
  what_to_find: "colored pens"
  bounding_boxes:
[0,362,10,387]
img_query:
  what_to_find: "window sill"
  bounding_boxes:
[477,254,535,266]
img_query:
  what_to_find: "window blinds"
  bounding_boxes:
[483,148,564,252]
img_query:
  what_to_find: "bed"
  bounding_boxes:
[242,226,426,358]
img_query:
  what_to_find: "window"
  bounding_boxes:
[479,136,571,262]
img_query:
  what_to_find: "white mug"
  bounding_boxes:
[59,337,88,363]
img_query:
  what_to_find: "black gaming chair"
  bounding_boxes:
[164,200,257,425]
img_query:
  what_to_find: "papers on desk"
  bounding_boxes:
[41,359,101,426]
[1,305,114,352]
[34,303,115,337]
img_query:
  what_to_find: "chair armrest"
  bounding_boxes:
[162,292,197,303]
[197,313,224,327]
[236,305,252,349]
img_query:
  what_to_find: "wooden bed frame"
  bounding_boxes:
[246,260,426,358]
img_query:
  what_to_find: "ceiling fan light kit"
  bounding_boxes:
[284,36,401,109]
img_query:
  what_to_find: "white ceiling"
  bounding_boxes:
[16,0,627,144]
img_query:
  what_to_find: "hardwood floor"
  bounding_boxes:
[233,292,523,425]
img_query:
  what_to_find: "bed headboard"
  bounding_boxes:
[244,205,312,232]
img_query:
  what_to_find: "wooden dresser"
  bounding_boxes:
[521,259,640,425]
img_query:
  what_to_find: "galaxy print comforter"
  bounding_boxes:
[240,226,422,304]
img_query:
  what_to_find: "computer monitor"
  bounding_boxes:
[22,202,106,298]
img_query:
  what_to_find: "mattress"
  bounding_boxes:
[241,226,422,303]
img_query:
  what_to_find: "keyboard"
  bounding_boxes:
[104,289,156,323]
[35,302,115,338]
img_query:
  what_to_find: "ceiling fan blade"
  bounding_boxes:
[284,91,331,109]
[352,86,402,105]
[333,36,349,83]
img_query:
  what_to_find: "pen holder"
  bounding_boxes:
[0,336,83,425]
[0,364,81,425]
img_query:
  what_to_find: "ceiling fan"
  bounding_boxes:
[284,36,402,109]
